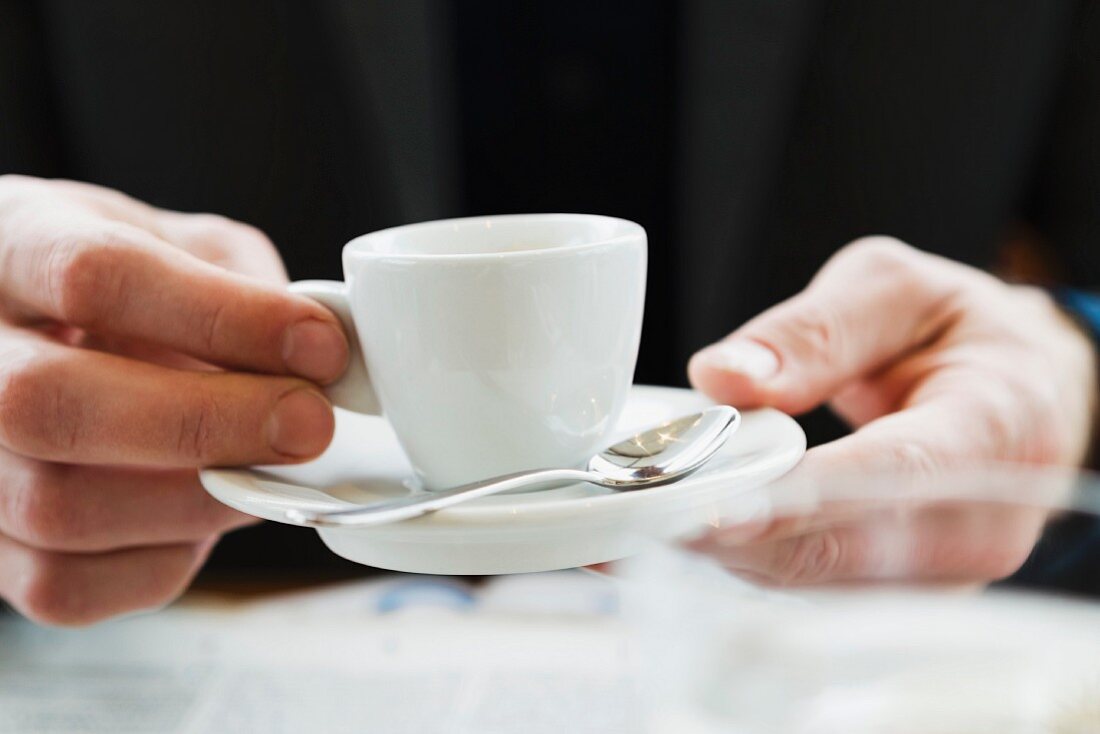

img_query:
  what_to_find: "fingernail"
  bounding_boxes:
[694,340,780,381]
[282,320,348,383]
[267,388,334,457]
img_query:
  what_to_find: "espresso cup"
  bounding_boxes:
[291,214,647,489]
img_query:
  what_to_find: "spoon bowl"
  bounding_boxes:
[587,407,740,486]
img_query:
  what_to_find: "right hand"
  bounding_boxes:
[0,175,349,625]
[685,238,1097,586]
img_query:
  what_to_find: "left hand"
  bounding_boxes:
[686,237,1098,585]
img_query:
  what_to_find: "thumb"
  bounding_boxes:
[688,238,961,414]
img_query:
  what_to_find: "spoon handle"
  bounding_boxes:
[285,468,597,528]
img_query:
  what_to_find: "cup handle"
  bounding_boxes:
[289,280,381,415]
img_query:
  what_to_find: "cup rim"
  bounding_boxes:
[344,213,644,261]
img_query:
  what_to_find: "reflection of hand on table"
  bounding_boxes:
[0,175,349,625]
[687,237,1099,585]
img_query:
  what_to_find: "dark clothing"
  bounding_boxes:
[1,1,1098,579]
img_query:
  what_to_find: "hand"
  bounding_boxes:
[0,175,349,625]
[687,237,1098,585]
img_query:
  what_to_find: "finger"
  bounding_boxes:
[0,451,255,552]
[7,178,290,285]
[0,532,212,626]
[702,412,956,547]
[155,211,290,283]
[697,522,894,585]
[699,503,1044,585]
[0,209,346,381]
[703,363,1037,548]
[76,331,215,371]
[0,331,334,466]
[695,365,1064,559]
[688,237,970,414]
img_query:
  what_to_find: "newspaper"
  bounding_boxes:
[0,571,638,734]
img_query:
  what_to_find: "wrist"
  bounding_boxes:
[1053,289,1100,468]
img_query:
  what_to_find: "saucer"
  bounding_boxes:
[199,386,806,575]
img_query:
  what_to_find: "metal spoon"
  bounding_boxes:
[285,406,740,529]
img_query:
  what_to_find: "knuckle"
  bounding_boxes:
[966,375,1064,464]
[187,213,275,257]
[0,174,45,201]
[889,439,941,477]
[772,299,845,366]
[974,384,1030,460]
[7,466,83,549]
[0,346,36,441]
[0,173,35,192]
[127,546,202,615]
[16,545,200,627]
[833,237,927,293]
[233,222,277,254]
[46,226,139,327]
[17,553,90,627]
[204,213,264,241]
[0,351,80,457]
[864,435,943,478]
[194,301,229,356]
[774,532,845,585]
[841,236,916,269]
[174,385,226,462]
[0,177,72,220]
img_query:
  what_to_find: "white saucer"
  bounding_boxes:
[200,386,806,575]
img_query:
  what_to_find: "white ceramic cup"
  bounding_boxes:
[291,213,647,490]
